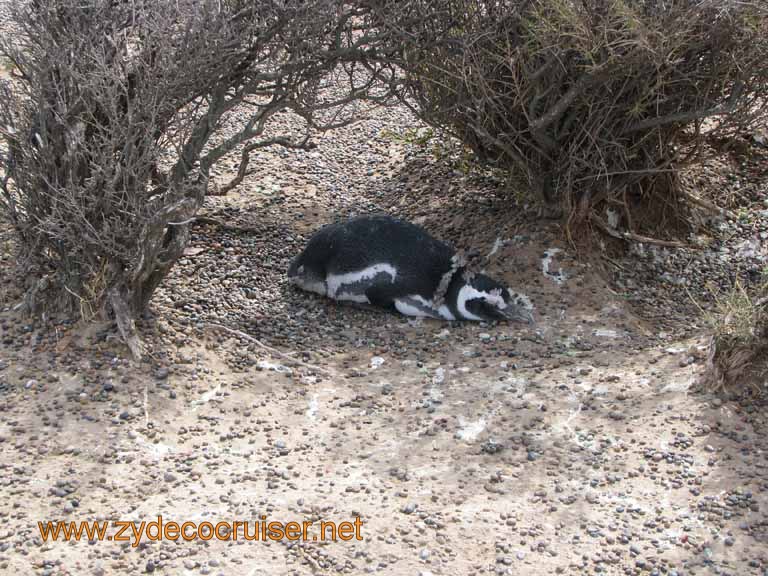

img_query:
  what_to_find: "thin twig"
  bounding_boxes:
[602,255,628,273]
[207,323,332,376]
[680,190,738,221]
[572,168,679,184]
[167,217,197,226]
[193,216,259,233]
[591,214,692,249]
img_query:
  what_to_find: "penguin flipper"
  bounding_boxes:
[365,285,398,312]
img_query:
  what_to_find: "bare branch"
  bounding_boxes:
[109,288,144,361]
[212,136,316,196]
[207,323,332,376]
[591,214,691,249]
[0,0,402,348]
[382,0,768,232]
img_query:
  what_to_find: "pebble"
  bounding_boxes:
[0,28,766,576]
[402,503,417,514]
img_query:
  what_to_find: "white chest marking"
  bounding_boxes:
[394,295,456,321]
[437,304,455,321]
[413,295,456,320]
[326,263,397,298]
[394,298,432,318]
[336,291,370,304]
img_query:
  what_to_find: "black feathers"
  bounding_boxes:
[288,214,534,323]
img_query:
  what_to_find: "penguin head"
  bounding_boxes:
[286,256,306,286]
[287,254,304,280]
[286,256,327,296]
[455,272,534,324]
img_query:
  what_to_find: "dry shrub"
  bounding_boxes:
[704,276,768,392]
[382,0,768,235]
[0,0,397,357]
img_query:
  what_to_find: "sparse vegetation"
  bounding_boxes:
[0,0,398,356]
[1,4,768,571]
[381,0,768,234]
[704,270,768,391]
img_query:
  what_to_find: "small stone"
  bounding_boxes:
[154,368,169,380]
[481,439,504,454]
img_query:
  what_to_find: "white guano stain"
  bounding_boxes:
[542,248,567,285]
[456,416,487,442]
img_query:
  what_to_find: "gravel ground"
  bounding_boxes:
[1,5,768,574]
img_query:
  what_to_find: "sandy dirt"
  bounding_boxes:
[1,157,767,576]
[0,19,767,573]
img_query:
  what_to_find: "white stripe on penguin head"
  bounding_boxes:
[456,284,507,320]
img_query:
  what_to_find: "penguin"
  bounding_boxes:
[287,214,534,323]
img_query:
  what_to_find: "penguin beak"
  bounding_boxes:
[502,305,535,325]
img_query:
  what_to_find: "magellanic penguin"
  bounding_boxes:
[287,214,534,323]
